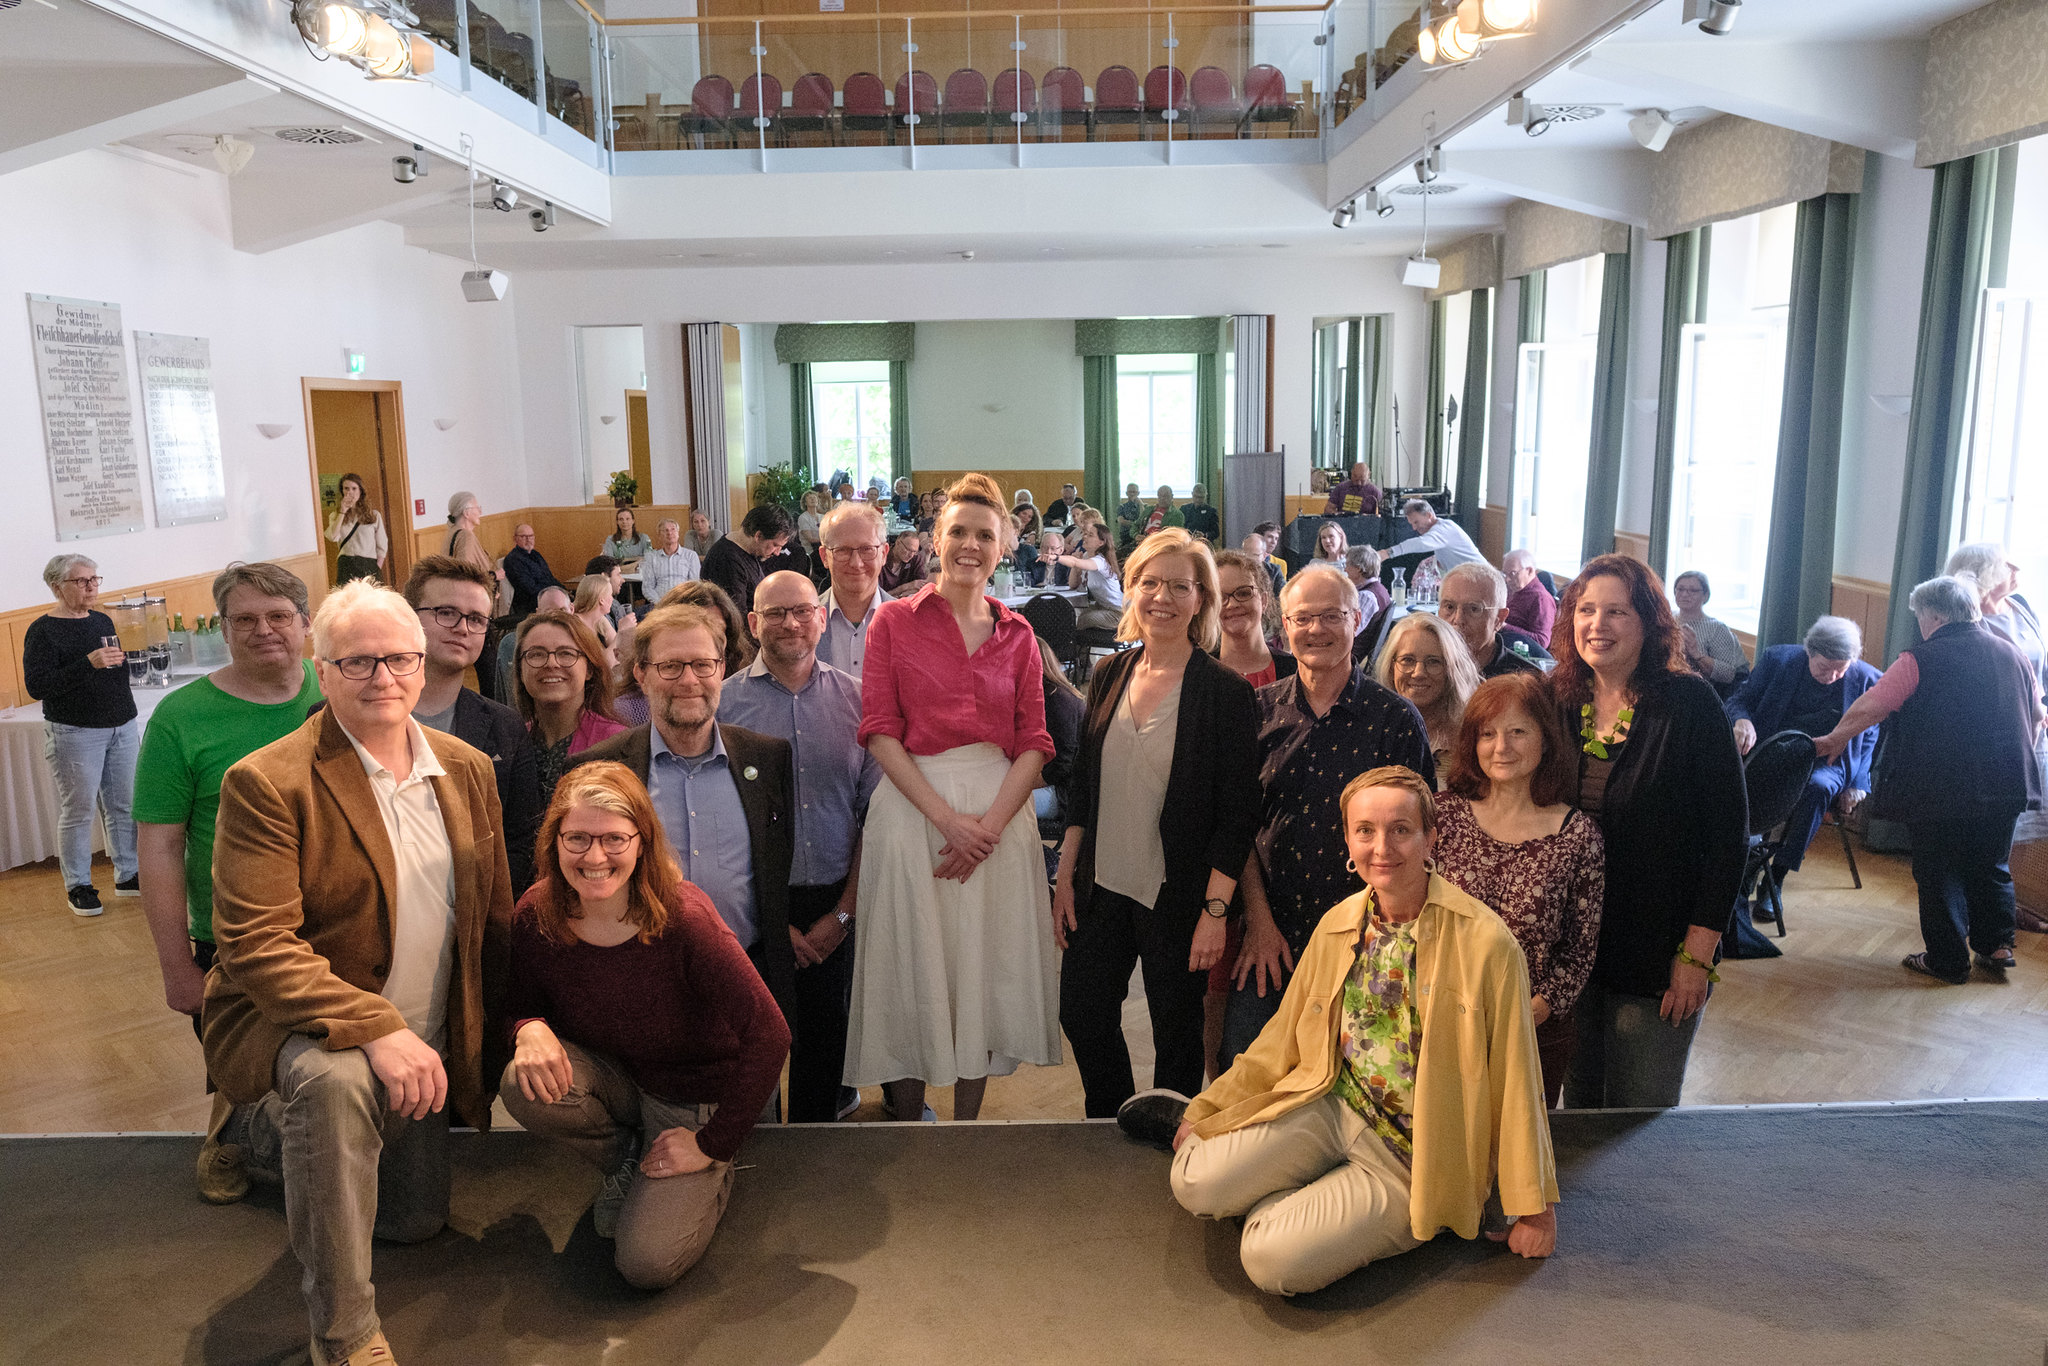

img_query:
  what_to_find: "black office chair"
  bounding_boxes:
[1016,592,1081,681]
[1740,730,1819,939]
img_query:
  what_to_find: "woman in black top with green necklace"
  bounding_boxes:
[1549,555,1746,1108]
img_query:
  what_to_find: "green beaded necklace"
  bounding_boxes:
[1580,701,1634,759]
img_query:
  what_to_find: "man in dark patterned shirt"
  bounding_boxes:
[1222,563,1434,1068]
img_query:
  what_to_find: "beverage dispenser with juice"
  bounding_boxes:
[144,596,172,686]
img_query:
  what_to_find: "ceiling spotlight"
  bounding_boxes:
[1508,94,1552,136]
[1691,0,1740,34]
[1628,108,1677,151]
[1436,14,1480,62]
[490,180,518,212]
[212,134,255,176]
[1367,187,1395,218]
[1414,145,1443,184]
[1333,199,1357,229]
[529,202,555,233]
[391,145,426,182]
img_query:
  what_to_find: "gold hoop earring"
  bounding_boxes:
[1344,856,1358,874]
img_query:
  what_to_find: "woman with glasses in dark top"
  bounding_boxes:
[512,609,627,804]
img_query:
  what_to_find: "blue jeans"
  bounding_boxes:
[1561,981,1703,1109]
[1774,766,1848,875]
[42,719,139,888]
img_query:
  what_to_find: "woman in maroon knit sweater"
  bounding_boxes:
[500,761,790,1290]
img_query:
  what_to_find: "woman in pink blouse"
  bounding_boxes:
[1432,673,1604,1107]
[847,472,1062,1122]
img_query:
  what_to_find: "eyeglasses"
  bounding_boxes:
[824,542,885,560]
[1134,576,1199,601]
[229,610,303,634]
[1284,610,1353,631]
[1393,654,1448,675]
[520,647,587,669]
[63,576,104,588]
[647,657,721,681]
[1220,587,1261,607]
[756,605,822,626]
[326,652,425,681]
[557,830,640,854]
[419,605,491,634]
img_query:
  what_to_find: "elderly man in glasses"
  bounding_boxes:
[403,555,541,896]
[199,579,514,1366]
[816,500,889,678]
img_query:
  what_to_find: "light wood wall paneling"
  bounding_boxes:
[1479,505,1507,566]
[1830,575,1890,663]
[1612,530,1651,567]
[912,470,1084,516]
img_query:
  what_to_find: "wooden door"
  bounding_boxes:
[302,379,415,593]
[625,389,652,504]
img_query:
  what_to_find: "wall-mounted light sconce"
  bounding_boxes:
[256,423,294,439]
[597,415,618,426]
[433,417,459,431]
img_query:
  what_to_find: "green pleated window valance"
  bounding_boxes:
[1073,317,1225,357]
[774,322,916,364]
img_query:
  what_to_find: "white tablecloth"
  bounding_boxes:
[0,667,205,871]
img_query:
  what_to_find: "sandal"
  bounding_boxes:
[1902,952,1969,985]
[1975,948,2019,973]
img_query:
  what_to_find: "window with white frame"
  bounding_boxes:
[1118,353,1198,496]
[1512,254,1605,577]
[810,360,893,493]
[1438,290,1473,490]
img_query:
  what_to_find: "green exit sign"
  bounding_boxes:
[343,348,367,377]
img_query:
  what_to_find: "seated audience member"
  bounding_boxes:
[1182,484,1222,543]
[203,580,514,1366]
[1009,512,1042,584]
[717,573,878,1123]
[797,490,828,555]
[1035,638,1086,842]
[1244,532,1284,601]
[1671,570,1748,695]
[1503,549,1555,649]
[1142,765,1556,1295]
[1220,566,1435,1068]
[1434,675,1604,1106]
[1045,482,1080,528]
[1344,546,1391,647]
[1386,499,1483,572]
[1310,468,1332,497]
[504,524,563,620]
[575,604,798,1029]
[1313,521,1348,567]
[1725,616,1880,907]
[1375,613,1482,785]
[25,553,138,914]
[683,510,716,558]
[640,518,701,605]
[500,586,572,699]
[1439,562,1542,679]
[1143,485,1183,539]
[1814,577,2044,983]
[1013,493,1043,545]
[585,556,636,631]
[816,501,888,676]
[1323,460,1382,517]
[602,507,653,568]
[1116,483,1145,554]
[404,556,542,895]
[878,528,927,597]
[1214,549,1293,688]
[1058,521,1125,632]
[890,476,917,521]
[914,492,938,534]
[513,610,627,806]
[702,504,796,620]
[1035,530,1071,589]
[652,580,752,676]
[1251,522,1288,582]
[502,762,789,1286]
[573,573,624,668]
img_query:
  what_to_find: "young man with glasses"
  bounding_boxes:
[815,501,888,678]
[717,572,879,1122]
[575,604,798,1033]
[199,580,514,1366]
[403,556,542,895]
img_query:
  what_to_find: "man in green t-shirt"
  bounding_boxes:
[136,562,322,1033]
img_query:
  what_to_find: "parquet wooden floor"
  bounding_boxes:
[2,836,2043,1136]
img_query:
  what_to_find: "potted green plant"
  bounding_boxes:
[606,470,638,507]
[752,462,811,513]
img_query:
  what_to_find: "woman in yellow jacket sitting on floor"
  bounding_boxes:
[1136,764,1558,1295]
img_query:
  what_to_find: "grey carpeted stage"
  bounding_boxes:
[4,1101,2044,1365]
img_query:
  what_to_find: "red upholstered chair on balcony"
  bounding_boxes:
[1040,66,1089,139]
[1092,64,1142,138]
[685,75,735,148]
[841,71,893,143]
[1142,64,1189,137]
[1189,66,1243,137]
[894,69,940,136]
[736,72,784,144]
[1244,63,1300,133]
[786,72,836,144]
[993,67,1038,137]
[941,68,990,141]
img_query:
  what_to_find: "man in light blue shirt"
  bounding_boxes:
[640,517,701,605]
[648,722,757,945]
[815,501,887,678]
[719,570,877,1122]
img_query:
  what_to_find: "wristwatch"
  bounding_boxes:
[1203,897,1230,919]
[834,909,852,929]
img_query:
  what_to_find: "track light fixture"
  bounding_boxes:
[1507,93,1552,136]
[490,180,518,212]
[1628,108,1677,151]
[1423,0,1535,64]
[1333,199,1357,229]
[1368,187,1394,218]
[290,0,434,79]
[529,202,556,233]
[1414,144,1443,184]
[1683,0,1740,34]
[391,144,427,182]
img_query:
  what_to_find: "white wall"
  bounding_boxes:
[0,147,526,599]
[907,321,1084,471]
[575,325,645,500]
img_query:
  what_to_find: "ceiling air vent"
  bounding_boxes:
[1393,182,1462,196]
[1542,104,1609,125]
[0,0,26,12]
[270,127,368,145]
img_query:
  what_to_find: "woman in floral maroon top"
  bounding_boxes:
[1434,673,1604,1105]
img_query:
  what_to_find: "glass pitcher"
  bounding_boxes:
[143,596,172,686]
[105,598,150,686]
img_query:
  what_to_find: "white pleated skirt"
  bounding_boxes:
[843,743,1063,1088]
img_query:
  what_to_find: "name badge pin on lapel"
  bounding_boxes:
[743,765,759,781]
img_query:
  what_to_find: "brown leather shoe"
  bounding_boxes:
[310,1331,396,1366]
[196,1091,249,1205]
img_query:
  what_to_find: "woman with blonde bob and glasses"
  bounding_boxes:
[1148,765,1558,1297]
[500,760,790,1289]
[1053,529,1261,1118]
[1375,612,1483,787]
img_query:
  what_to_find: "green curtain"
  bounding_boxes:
[1075,317,1225,356]
[1361,317,1390,483]
[1505,273,1545,531]
[1196,351,1224,526]
[1647,228,1711,577]
[1423,297,1447,488]
[1082,355,1119,513]
[1580,249,1632,566]
[1755,194,1859,649]
[789,362,814,483]
[1453,289,1492,537]
[888,359,912,484]
[1885,144,2017,661]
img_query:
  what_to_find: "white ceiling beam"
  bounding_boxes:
[1571,38,1925,158]
[0,72,276,178]
[1444,146,1653,225]
[1324,0,1664,212]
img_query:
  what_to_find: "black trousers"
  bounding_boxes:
[787,879,854,1124]
[1059,885,1208,1118]
[1909,809,2022,978]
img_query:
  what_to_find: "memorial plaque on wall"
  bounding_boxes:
[136,331,227,526]
[27,294,146,539]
